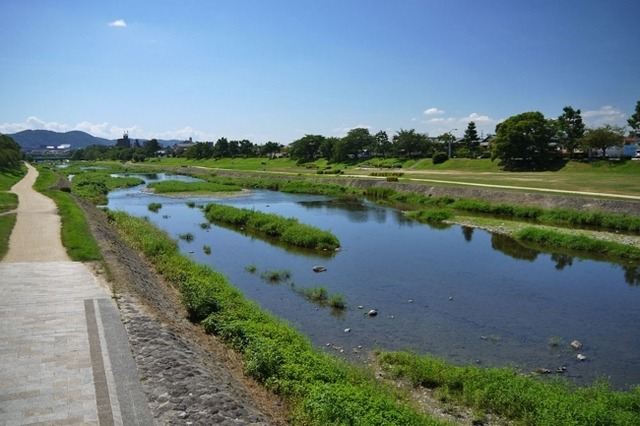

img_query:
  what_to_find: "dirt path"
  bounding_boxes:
[3,163,69,262]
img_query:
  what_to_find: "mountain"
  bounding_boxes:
[8,130,113,150]
[7,129,180,150]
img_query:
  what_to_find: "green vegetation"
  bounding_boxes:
[34,166,101,261]
[293,285,346,309]
[178,232,194,242]
[147,180,241,194]
[378,350,640,426]
[0,214,17,259]
[148,202,162,213]
[245,264,257,274]
[515,227,640,260]
[260,269,292,284]
[405,208,454,223]
[203,245,211,255]
[70,172,143,205]
[107,211,435,425]
[206,175,355,197]
[203,203,340,250]
[0,134,23,172]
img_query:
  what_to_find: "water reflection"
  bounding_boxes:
[491,233,539,261]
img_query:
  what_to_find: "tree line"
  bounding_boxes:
[27,99,640,170]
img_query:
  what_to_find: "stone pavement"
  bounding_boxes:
[1,164,154,425]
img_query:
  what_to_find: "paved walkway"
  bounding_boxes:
[0,164,154,425]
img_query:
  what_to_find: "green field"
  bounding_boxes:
[131,157,640,199]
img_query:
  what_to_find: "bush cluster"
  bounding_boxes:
[203,203,340,250]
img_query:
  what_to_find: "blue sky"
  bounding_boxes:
[1,0,638,143]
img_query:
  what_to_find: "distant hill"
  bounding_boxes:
[7,129,179,150]
[8,130,113,150]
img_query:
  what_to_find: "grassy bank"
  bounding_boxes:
[107,211,437,425]
[71,172,144,205]
[378,351,640,426]
[203,203,340,251]
[34,166,102,261]
[147,180,242,195]
[0,166,25,259]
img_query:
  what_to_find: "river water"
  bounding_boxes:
[107,173,640,389]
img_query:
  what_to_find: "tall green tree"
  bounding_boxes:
[143,139,161,157]
[289,134,325,162]
[393,129,430,158]
[556,106,585,158]
[581,125,624,158]
[462,121,480,157]
[374,131,391,158]
[491,111,555,169]
[628,100,640,137]
[342,128,375,158]
[214,138,230,158]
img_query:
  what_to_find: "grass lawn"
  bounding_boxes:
[144,157,640,199]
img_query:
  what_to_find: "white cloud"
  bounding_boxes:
[108,19,127,27]
[466,113,493,123]
[423,107,444,115]
[332,124,372,136]
[582,105,626,128]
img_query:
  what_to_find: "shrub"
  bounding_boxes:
[406,208,454,223]
[148,202,162,213]
[432,152,449,164]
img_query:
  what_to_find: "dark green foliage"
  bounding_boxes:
[148,180,241,194]
[178,232,194,242]
[405,208,453,223]
[260,269,292,284]
[148,202,162,213]
[515,227,640,260]
[432,152,449,164]
[204,203,340,250]
[0,135,23,171]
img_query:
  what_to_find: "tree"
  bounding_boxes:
[143,139,161,157]
[393,129,430,158]
[238,140,254,157]
[436,132,456,158]
[462,121,480,158]
[214,138,229,158]
[581,125,624,158]
[491,111,555,169]
[628,100,640,137]
[374,131,392,158]
[341,128,375,159]
[289,134,325,162]
[556,106,585,158]
[258,141,282,157]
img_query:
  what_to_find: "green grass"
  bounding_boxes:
[70,172,143,205]
[378,350,640,426]
[0,213,17,259]
[514,227,640,260]
[204,203,340,250]
[260,269,292,284]
[293,284,347,309]
[148,202,162,213]
[34,166,102,261]
[147,180,241,194]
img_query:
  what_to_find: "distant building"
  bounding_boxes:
[116,132,131,148]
